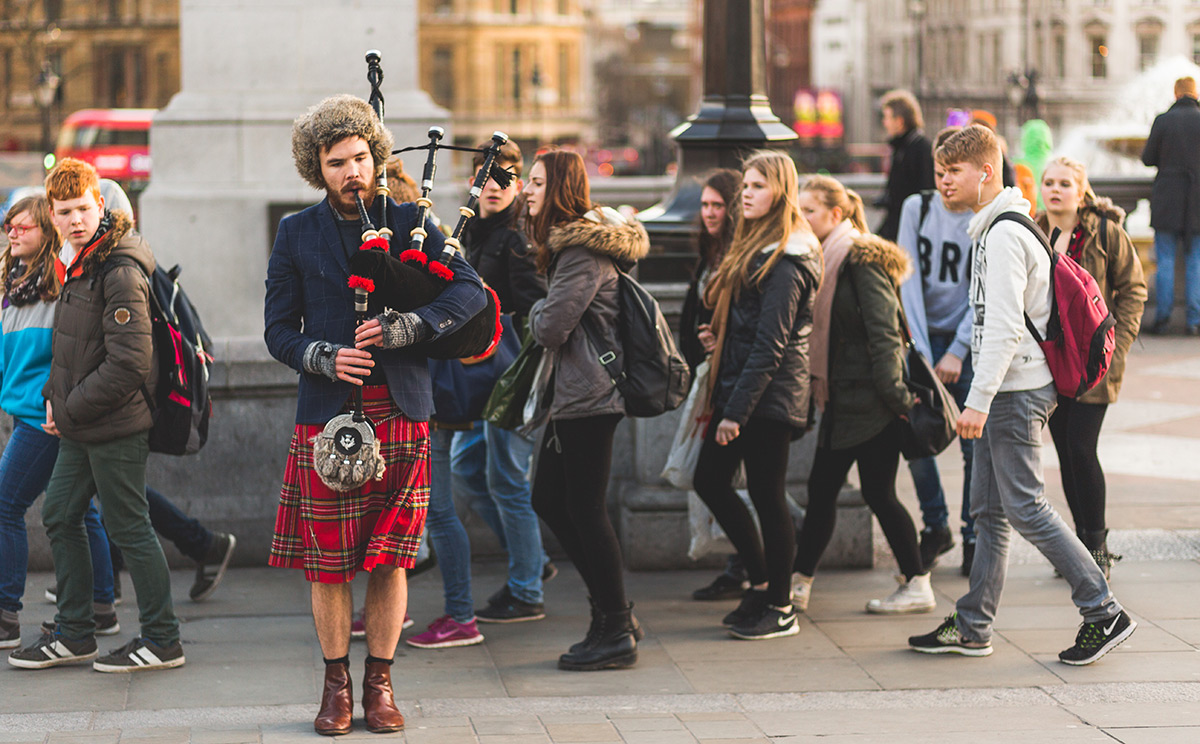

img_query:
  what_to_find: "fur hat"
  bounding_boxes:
[291,94,394,191]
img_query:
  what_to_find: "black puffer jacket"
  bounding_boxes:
[461,201,546,321]
[712,232,822,432]
[43,210,157,443]
[1142,96,1200,234]
[879,128,935,241]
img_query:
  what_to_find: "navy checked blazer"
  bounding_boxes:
[265,197,486,425]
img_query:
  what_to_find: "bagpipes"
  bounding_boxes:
[314,50,509,492]
[347,49,508,362]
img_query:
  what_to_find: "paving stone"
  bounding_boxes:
[617,732,697,744]
[401,726,477,744]
[476,736,550,744]
[680,719,764,739]
[186,729,261,744]
[609,716,686,732]
[1103,727,1200,744]
[470,716,545,736]
[541,722,620,742]
[1062,701,1200,728]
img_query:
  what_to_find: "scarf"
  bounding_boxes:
[66,211,115,279]
[808,220,860,410]
[3,260,42,307]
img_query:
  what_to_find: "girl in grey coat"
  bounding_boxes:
[524,150,649,671]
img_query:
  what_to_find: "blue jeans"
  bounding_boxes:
[426,427,474,623]
[1153,231,1200,326]
[906,333,976,540]
[0,419,114,613]
[955,384,1121,643]
[452,422,544,604]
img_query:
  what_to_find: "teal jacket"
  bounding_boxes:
[0,295,56,428]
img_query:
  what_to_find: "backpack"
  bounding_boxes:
[990,212,1115,398]
[107,259,214,456]
[581,261,692,417]
[917,189,936,232]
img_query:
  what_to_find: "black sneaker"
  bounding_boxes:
[721,588,768,627]
[190,532,237,602]
[7,629,98,669]
[919,526,954,571]
[41,608,119,637]
[1058,611,1137,666]
[729,605,799,640]
[93,637,186,673]
[960,540,976,578]
[909,613,993,657]
[0,611,19,649]
[475,585,545,624]
[693,572,749,601]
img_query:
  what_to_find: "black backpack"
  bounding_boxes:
[140,264,213,455]
[582,261,691,417]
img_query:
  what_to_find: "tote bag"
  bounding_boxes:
[660,360,712,489]
[483,326,544,430]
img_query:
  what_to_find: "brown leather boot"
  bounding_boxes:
[314,662,353,736]
[362,659,405,733]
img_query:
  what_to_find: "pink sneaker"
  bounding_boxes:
[351,610,413,639]
[405,616,484,649]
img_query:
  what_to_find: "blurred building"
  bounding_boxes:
[811,0,869,148]
[417,0,590,156]
[765,0,816,129]
[0,0,179,152]
[863,0,1200,145]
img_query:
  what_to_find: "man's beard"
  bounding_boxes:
[329,184,373,218]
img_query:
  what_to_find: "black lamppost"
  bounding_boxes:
[34,61,61,155]
[907,0,926,97]
[637,0,797,281]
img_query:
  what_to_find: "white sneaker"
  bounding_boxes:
[790,573,814,612]
[866,573,936,615]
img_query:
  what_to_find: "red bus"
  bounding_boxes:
[54,108,154,183]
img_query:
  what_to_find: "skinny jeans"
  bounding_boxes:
[1047,396,1109,542]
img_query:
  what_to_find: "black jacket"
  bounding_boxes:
[879,128,935,241]
[679,256,714,373]
[1142,96,1200,234]
[712,233,822,432]
[461,201,546,320]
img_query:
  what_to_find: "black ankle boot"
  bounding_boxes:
[558,603,638,671]
[569,597,604,655]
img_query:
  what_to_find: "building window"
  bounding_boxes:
[96,46,146,107]
[1,48,9,113]
[1139,33,1159,70]
[1053,29,1065,78]
[434,0,451,12]
[511,48,522,103]
[1194,33,1200,65]
[558,42,570,105]
[1090,35,1107,79]
[108,0,121,21]
[43,0,61,22]
[431,47,454,106]
[558,0,569,14]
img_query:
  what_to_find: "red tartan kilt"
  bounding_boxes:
[268,386,430,583]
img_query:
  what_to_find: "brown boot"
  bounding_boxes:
[362,659,405,733]
[314,662,353,736]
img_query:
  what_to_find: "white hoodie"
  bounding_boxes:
[964,187,1054,414]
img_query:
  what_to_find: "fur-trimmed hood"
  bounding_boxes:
[846,234,911,286]
[73,209,154,279]
[546,207,650,265]
[1080,197,1125,224]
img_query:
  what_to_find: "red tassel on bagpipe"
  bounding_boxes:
[359,237,390,253]
[427,261,454,281]
[399,249,428,265]
[348,275,376,292]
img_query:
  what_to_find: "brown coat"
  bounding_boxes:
[43,210,158,442]
[1037,204,1147,404]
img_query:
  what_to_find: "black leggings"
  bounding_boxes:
[531,414,627,613]
[692,416,795,607]
[1047,396,1109,541]
[795,421,922,580]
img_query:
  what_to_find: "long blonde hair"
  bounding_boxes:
[704,151,811,308]
[799,175,869,233]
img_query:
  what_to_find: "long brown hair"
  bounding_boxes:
[2,194,61,302]
[697,168,741,268]
[704,151,811,308]
[800,175,869,233]
[524,149,592,272]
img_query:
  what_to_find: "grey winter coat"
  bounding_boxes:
[1142,96,1200,234]
[528,208,650,420]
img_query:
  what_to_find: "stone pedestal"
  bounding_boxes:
[139,0,448,340]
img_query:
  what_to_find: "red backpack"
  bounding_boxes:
[991,212,1116,398]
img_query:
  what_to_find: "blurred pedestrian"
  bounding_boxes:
[877,90,934,241]
[1142,76,1200,336]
